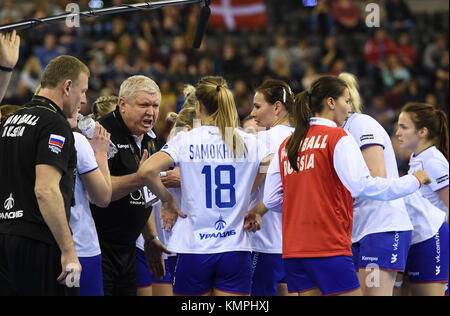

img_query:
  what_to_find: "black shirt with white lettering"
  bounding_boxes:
[0,96,76,244]
[91,107,162,246]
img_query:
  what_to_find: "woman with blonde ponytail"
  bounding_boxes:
[137,76,270,296]
[339,72,414,296]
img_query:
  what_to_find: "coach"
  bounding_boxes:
[0,55,88,295]
[91,75,165,296]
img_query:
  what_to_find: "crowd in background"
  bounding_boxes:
[1,0,449,171]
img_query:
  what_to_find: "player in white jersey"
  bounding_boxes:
[138,76,269,296]
[247,79,295,296]
[339,73,413,296]
[68,118,112,296]
[396,102,449,296]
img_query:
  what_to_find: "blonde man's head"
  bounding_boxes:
[118,75,161,102]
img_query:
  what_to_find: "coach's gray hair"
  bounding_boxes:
[119,75,161,101]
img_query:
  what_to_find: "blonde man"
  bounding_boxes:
[0,55,89,295]
[90,75,168,296]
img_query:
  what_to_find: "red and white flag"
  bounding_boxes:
[209,0,268,31]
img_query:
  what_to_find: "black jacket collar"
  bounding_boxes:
[30,95,66,118]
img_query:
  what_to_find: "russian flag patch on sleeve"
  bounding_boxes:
[48,134,66,154]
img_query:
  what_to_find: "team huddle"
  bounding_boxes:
[0,39,448,296]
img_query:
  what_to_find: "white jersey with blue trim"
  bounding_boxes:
[409,146,448,220]
[249,125,294,253]
[343,113,413,243]
[406,148,448,244]
[69,132,101,257]
[161,125,268,254]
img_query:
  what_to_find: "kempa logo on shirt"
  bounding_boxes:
[1,193,24,220]
[116,144,130,149]
[362,256,378,262]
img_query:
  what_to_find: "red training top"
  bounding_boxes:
[278,124,353,258]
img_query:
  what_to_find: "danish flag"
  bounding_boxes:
[209,0,268,31]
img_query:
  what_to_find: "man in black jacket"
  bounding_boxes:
[91,75,166,296]
[0,55,88,295]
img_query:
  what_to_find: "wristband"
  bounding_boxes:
[413,175,422,189]
[144,235,159,246]
[0,65,13,72]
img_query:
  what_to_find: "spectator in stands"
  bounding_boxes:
[365,94,396,135]
[364,28,397,70]
[384,79,407,112]
[290,38,318,79]
[57,24,82,57]
[423,34,448,74]
[86,59,105,102]
[433,78,449,112]
[385,0,414,32]
[117,34,138,67]
[220,42,244,83]
[104,55,132,94]
[404,79,425,104]
[233,79,252,120]
[166,54,190,89]
[155,79,177,139]
[320,35,344,73]
[328,59,347,76]
[249,55,272,90]
[35,33,62,69]
[310,0,334,36]
[0,0,23,24]
[301,64,320,91]
[20,56,42,95]
[396,33,418,68]
[331,0,362,33]
[267,34,291,74]
[381,54,411,89]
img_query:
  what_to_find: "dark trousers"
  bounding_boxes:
[0,234,79,296]
[99,238,137,296]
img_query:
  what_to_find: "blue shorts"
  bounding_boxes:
[283,256,360,296]
[405,223,449,284]
[352,230,412,272]
[152,255,178,284]
[136,248,152,288]
[173,252,252,296]
[251,252,286,296]
[79,254,104,296]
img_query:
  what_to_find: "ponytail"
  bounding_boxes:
[286,91,312,171]
[435,109,449,160]
[286,75,348,172]
[216,86,246,157]
[196,76,246,157]
[338,72,363,113]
